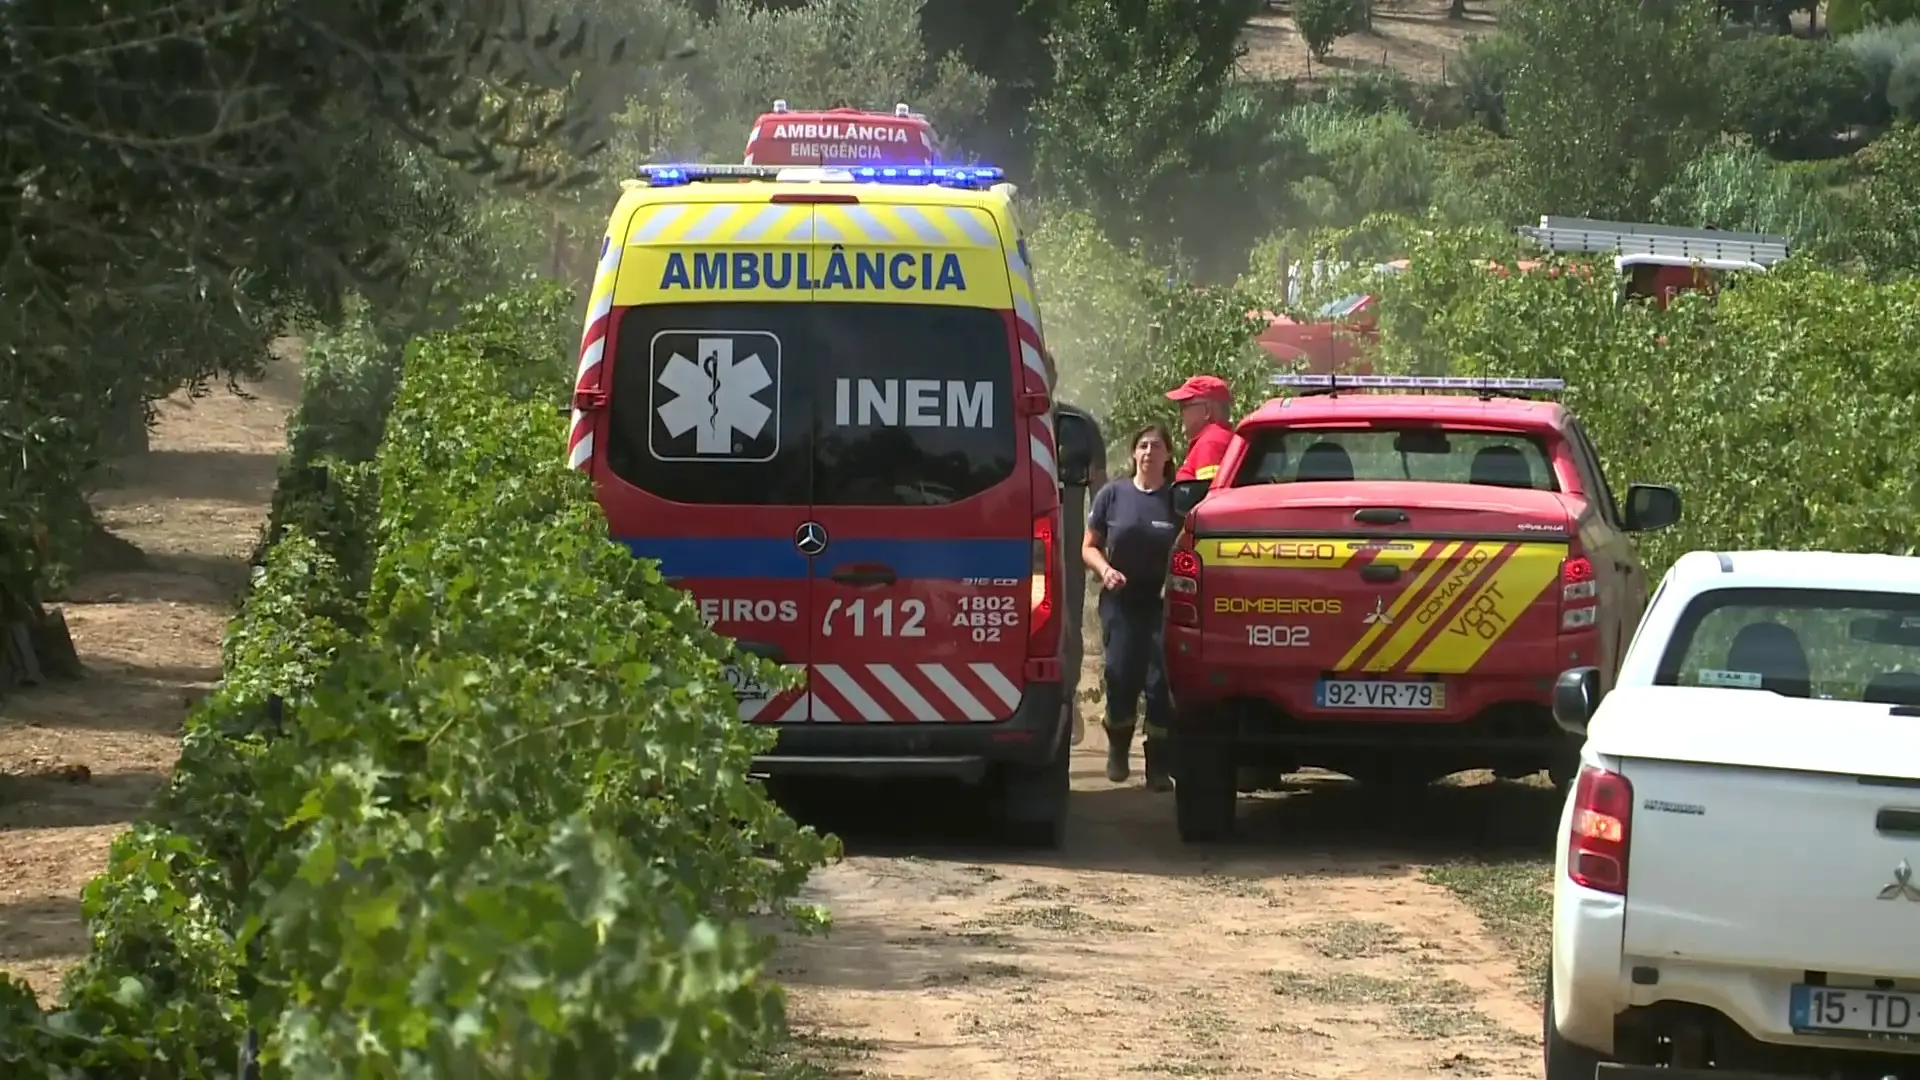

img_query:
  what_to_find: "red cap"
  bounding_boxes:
[1165,374,1231,403]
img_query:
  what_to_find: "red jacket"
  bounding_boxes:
[1176,422,1232,482]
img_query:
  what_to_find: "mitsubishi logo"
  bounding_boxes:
[794,521,829,556]
[1363,596,1393,626]
[1879,859,1920,902]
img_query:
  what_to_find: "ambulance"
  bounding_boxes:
[744,101,940,166]
[564,163,1092,845]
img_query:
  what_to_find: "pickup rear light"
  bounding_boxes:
[1166,532,1200,627]
[1567,763,1632,895]
[1028,514,1058,657]
[1560,554,1597,631]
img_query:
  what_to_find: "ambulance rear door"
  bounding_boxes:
[596,196,820,722]
[803,197,1038,725]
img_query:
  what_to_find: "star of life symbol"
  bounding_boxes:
[1879,859,1920,902]
[1363,596,1393,626]
[654,333,777,458]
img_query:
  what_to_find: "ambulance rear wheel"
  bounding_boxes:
[999,739,1070,849]
[1175,739,1236,843]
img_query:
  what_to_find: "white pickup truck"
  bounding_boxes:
[1547,550,1920,1080]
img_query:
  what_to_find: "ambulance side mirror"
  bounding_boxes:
[1170,479,1210,519]
[1055,411,1095,487]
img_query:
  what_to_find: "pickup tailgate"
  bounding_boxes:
[1593,686,1920,977]
[1194,481,1573,679]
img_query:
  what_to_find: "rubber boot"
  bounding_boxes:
[1143,738,1174,793]
[1104,724,1135,783]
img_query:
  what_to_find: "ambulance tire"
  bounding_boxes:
[999,737,1070,849]
[1175,739,1236,843]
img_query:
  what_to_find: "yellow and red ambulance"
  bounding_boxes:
[564,163,1088,845]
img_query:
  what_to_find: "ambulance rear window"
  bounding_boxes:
[1234,426,1558,491]
[604,303,1017,507]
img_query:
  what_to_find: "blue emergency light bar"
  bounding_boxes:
[1272,373,1568,393]
[638,163,1008,190]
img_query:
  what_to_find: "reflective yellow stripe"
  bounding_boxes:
[612,195,1014,308]
[1194,465,1218,480]
[1332,541,1462,671]
[1404,544,1564,673]
[1361,542,1506,672]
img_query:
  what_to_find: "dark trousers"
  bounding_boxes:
[1099,590,1170,741]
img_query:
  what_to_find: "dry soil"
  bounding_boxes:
[1238,0,1503,85]
[0,360,296,1000]
[772,617,1561,1080]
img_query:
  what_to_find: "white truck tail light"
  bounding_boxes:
[1568,763,1633,895]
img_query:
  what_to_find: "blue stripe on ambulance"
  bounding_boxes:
[617,537,1029,580]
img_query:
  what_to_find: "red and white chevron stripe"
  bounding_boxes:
[744,122,764,163]
[1029,410,1058,489]
[567,235,625,470]
[740,662,1023,724]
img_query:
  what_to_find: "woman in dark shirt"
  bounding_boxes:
[1080,424,1179,791]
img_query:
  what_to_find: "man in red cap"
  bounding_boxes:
[1166,374,1234,483]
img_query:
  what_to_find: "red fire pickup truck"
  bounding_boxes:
[1160,374,1682,842]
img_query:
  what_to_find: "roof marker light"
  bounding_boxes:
[772,99,789,113]
[637,163,1006,190]
[896,103,912,117]
[1271,373,1569,393]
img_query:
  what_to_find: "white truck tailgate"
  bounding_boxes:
[1589,687,1920,978]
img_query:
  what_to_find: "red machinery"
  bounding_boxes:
[1256,217,1790,372]
[1515,216,1790,308]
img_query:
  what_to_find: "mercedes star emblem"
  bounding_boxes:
[794,521,828,556]
[1879,859,1920,902]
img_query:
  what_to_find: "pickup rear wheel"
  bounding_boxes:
[1175,738,1236,842]
[1542,974,1609,1080]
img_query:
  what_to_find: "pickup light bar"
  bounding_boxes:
[638,163,1006,190]
[1272,373,1568,392]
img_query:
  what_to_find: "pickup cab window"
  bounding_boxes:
[1563,419,1623,527]
[1655,586,1920,704]
[1232,426,1558,491]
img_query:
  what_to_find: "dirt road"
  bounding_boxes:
[0,366,294,999]
[776,739,1561,1080]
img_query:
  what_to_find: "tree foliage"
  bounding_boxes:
[1831,0,1920,35]
[0,0,630,615]
[1503,0,1722,219]
[1030,0,1262,249]
[1714,35,1872,159]
[1363,223,1920,573]
[1295,0,1358,60]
